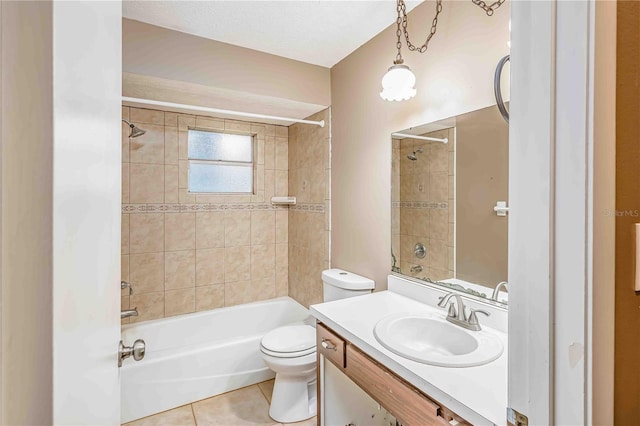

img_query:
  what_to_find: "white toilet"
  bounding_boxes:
[260,269,375,423]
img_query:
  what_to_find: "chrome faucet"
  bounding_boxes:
[437,292,490,331]
[491,281,508,301]
[121,308,138,319]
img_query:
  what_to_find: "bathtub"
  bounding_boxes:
[120,297,311,423]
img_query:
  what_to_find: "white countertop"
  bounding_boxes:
[310,290,507,426]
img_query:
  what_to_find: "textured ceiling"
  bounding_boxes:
[123,1,421,68]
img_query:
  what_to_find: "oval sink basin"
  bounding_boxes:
[373,312,504,367]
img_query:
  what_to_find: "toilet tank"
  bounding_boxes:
[322,269,375,302]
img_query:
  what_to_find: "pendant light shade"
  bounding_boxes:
[380,63,417,102]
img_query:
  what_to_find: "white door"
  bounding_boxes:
[51,2,123,424]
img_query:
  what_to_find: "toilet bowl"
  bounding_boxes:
[260,269,375,423]
[260,325,317,423]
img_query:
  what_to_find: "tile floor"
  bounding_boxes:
[123,379,317,426]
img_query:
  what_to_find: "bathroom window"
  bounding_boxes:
[187,129,254,194]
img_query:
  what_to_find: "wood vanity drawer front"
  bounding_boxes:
[317,323,345,368]
[345,345,442,426]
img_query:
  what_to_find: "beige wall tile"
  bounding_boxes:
[256,139,265,165]
[129,163,165,204]
[122,125,130,163]
[164,111,178,127]
[196,248,225,285]
[224,246,251,282]
[251,276,275,302]
[130,291,165,322]
[448,151,455,175]
[196,285,225,312]
[130,213,164,253]
[224,211,251,247]
[275,137,288,171]
[224,119,251,133]
[178,114,195,131]
[411,173,430,202]
[178,160,189,189]
[275,170,288,196]
[121,254,130,296]
[123,404,194,426]
[275,125,288,138]
[264,169,274,200]
[122,214,130,255]
[196,116,224,131]
[275,211,288,243]
[165,213,196,251]
[165,250,195,290]
[251,124,266,140]
[256,164,265,193]
[179,188,196,204]
[264,136,275,169]
[430,171,448,202]
[121,295,130,325]
[165,165,179,204]
[251,244,275,279]
[428,239,448,270]
[224,280,252,307]
[122,163,130,204]
[264,124,276,137]
[130,252,164,294]
[178,131,188,160]
[196,212,225,249]
[122,106,130,121]
[164,126,178,165]
[130,124,165,164]
[430,209,448,241]
[165,288,195,317]
[251,211,275,245]
[130,107,164,125]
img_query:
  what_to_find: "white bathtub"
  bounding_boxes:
[120,297,311,423]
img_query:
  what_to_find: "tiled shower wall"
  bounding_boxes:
[392,127,455,281]
[288,108,331,307]
[121,107,289,322]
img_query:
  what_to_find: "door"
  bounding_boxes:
[51,1,123,424]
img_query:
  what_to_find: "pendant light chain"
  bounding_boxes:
[397,0,443,55]
[471,0,507,16]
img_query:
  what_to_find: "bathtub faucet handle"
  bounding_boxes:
[118,339,146,367]
[121,281,133,295]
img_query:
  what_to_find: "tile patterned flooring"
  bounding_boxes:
[123,380,317,426]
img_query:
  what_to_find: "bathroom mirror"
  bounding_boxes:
[391,105,508,305]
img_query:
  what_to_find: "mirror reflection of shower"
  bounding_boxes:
[407,147,424,161]
[122,119,146,138]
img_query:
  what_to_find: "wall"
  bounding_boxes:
[288,109,331,307]
[123,19,330,117]
[615,1,640,421]
[121,107,289,322]
[330,0,510,287]
[1,2,53,423]
[393,128,455,282]
[455,107,508,287]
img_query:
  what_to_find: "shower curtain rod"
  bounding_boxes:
[121,97,326,128]
[391,132,448,144]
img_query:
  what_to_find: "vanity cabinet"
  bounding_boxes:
[317,322,470,426]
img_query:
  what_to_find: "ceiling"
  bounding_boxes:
[123,1,421,68]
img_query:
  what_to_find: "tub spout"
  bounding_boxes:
[121,308,138,319]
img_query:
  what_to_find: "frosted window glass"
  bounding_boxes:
[188,130,252,162]
[189,163,253,193]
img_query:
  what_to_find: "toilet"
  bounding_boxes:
[260,269,375,423]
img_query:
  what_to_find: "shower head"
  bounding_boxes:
[122,120,146,138]
[407,147,424,161]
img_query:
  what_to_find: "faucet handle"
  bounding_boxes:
[467,309,490,328]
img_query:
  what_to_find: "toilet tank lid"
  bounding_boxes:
[322,269,375,290]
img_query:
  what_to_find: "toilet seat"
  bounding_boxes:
[260,325,316,358]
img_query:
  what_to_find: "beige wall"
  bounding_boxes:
[288,109,331,307]
[123,19,331,109]
[330,0,509,288]
[456,107,508,288]
[121,107,289,322]
[615,1,640,422]
[1,2,54,423]
[393,128,455,281]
